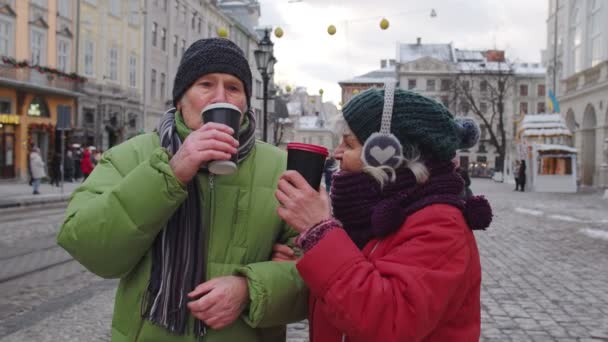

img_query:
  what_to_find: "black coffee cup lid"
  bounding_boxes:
[202,102,242,114]
[287,143,329,157]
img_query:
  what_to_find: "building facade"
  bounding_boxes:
[75,0,144,152]
[339,40,546,178]
[0,0,81,180]
[545,0,608,187]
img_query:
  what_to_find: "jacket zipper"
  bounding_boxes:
[198,173,215,340]
[339,240,381,342]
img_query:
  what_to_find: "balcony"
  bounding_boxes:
[0,65,83,96]
[562,60,608,95]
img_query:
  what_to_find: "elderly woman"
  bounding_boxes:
[274,86,492,341]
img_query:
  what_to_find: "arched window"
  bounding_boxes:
[27,97,50,117]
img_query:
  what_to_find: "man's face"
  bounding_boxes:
[177,73,247,130]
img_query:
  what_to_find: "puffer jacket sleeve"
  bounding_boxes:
[236,224,309,328]
[57,137,187,279]
[297,205,475,341]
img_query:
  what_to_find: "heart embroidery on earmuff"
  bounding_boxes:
[361,80,404,169]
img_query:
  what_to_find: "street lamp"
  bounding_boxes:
[254,28,276,142]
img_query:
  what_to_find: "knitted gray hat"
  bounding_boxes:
[172,38,252,108]
[342,88,480,161]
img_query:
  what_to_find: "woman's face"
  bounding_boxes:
[333,133,364,173]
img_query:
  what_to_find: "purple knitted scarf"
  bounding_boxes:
[330,160,492,249]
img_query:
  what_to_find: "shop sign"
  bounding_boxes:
[0,114,19,125]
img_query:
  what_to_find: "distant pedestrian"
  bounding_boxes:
[29,146,46,195]
[50,153,61,187]
[513,160,521,191]
[80,147,94,181]
[64,150,74,182]
[518,160,526,192]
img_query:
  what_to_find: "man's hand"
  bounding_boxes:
[271,243,300,262]
[187,276,249,330]
[169,122,239,184]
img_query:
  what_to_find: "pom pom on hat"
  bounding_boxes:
[455,117,480,149]
[463,195,493,230]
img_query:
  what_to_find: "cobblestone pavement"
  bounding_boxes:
[0,179,607,341]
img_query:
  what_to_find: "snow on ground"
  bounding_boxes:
[514,207,544,216]
[580,228,608,241]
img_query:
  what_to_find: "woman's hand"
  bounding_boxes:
[275,171,332,233]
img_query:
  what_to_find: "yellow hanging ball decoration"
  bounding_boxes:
[380,18,389,30]
[353,89,360,95]
[327,25,336,36]
[217,27,228,38]
[319,89,324,95]
[274,27,284,38]
[285,85,292,93]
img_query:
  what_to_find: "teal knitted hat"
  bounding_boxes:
[342,88,479,161]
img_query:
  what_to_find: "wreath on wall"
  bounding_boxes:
[1,56,87,83]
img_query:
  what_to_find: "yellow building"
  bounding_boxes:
[0,0,80,180]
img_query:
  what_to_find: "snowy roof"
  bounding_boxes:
[398,43,455,63]
[458,61,514,72]
[339,66,396,84]
[535,144,577,153]
[519,114,573,137]
[454,49,485,62]
[513,62,545,75]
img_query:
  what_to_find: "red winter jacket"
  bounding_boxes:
[80,149,94,175]
[296,204,481,342]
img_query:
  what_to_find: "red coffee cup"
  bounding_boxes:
[286,143,329,190]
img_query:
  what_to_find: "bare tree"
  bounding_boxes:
[450,61,515,171]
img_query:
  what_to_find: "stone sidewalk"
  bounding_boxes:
[0,181,79,209]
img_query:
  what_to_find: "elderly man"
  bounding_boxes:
[58,38,307,342]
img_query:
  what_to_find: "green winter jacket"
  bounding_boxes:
[57,118,308,341]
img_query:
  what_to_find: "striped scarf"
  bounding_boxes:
[142,107,256,336]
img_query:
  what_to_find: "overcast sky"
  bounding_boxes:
[258,0,548,106]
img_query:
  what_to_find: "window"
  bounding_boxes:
[31,0,47,8]
[440,79,452,91]
[426,79,436,91]
[255,80,262,98]
[519,102,528,114]
[109,47,118,81]
[537,102,546,113]
[0,99,12,113]
[84,40,94,76]
[462,80,470,91]
[151,69,157,97]
[163,0,168,10]
[519,84,528,96]
[192,14,196,30]
[109,0,120,16]
[129,55,137,88]
[175,0,179,16]
[198,18,202,34]
[537,84,546,97]
[208,23,213,38]
[0,19,13,56]
[459,99,470,114]
[480,80,488,92]
[58,0,70,18]
[589,0,602,66]
[479,102,488,114]
[30,28,46,65]
[181,39,186,56]
[161,28,166,51]
[173,35,178,57]
[182,6,187,22]
[160,73,166,99]
[152,22,157,47]
[570,5,582,72]
[408,79,416,90]
[57,39,70,72]
[129,0,139,25]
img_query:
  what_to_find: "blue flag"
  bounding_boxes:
[548,90,560,113]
